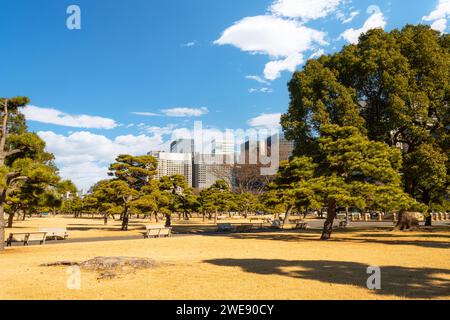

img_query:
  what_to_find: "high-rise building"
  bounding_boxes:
[170,139,195,154]
[266,133,294,162]
[193,154,234,190]
[148,151,193,187]
[238,133,294,165]
[212,138,235,155]
[233,133,294,193]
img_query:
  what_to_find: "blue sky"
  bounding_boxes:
[1,0,448,190]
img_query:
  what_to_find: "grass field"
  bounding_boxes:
[1,216,449,300]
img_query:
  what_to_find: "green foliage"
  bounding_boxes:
[0,97,63,233]
[199,180,234,215]
[281,25,449,211]
[108,154,157,191]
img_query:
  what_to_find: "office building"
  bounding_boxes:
[148,151,193,187]
[266,133,294,162]
[193,154,234,190]
[212,138,235,155]
[170,139,195,154]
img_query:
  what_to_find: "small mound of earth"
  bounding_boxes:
[80,256,155,271]
[42,257,156,280]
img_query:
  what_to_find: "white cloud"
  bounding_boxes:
[423,0,449,33]
[161,107,208,117]
[248,113,282,129]
[248,87,273,94]
[341,10,360,24]
[133,107,209,118]
[309,48,325,59]
[38,131,168,190]
[132,112,159,117]
[339,6,387,44]
[246,75,270,85]
[215,15,326,80]
[270,0,341,21]
[22,105,118,129]
[143,124,177,136]
[431,18,448,33]
[215,15,326,58]
[182,41,197,47]
[264,53,304,80]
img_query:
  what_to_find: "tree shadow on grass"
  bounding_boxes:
[359,233,450,239]
[204,259,450,299]
[227,231,450,249]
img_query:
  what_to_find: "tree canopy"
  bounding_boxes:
[281,25,449,236]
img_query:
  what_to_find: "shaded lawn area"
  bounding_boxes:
[205,259,450,299]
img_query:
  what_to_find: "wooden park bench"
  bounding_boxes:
[6,232,47,247]
[295,222,308,230]
[217,223,262,233]
[40,228,69,241]
[217,223,234,232]
[143,225,172,239]
[235,224,254,233]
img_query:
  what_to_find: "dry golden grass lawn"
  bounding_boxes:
[1,216,449,300]
[4,215,157,239]
[3,215,256,239]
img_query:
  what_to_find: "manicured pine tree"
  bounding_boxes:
[0,97,60,250]
[282,25,449,227]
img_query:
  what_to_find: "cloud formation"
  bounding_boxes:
[339,6,387,44]
[246,75,270,85]
[132,107,209,118]
[38,131,168,190]
[22,105,118,129]
[161,107,209,117]
[248,88,273,94]
[423,0,449,33]
[247,113,282,129]
[215,15,326,80]
[182,41,197,47]
[270,0,342,21]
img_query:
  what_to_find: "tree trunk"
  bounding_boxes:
[121,214,129,231]
[7,212,14,228]
[283,205,293,224]
[0,99,9,166]
[345,207,350,225]
[423,191,432,227]
[214,210,218,224]
[0,100,9,250]
[0,203,5,250]
[425,214,432,226]
[165,214,171,227]
[121,207,129,231]
[321,199,337,240]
